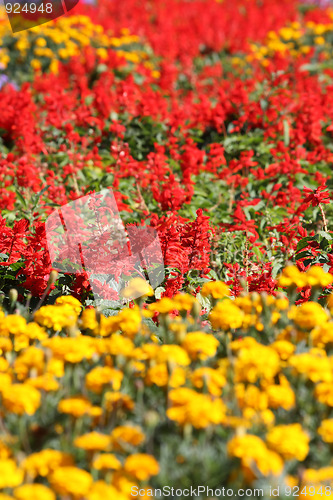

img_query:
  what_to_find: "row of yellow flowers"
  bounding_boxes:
[0,267,333,498]
[0,8,159,79]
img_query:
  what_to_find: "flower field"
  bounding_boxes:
[3,0,333,498]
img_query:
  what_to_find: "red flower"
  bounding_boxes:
[303,184,330,207]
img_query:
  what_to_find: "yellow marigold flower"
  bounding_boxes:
[104,392,134,412]
[227,435,283,477]
[26,374,59,392]
[303,466,333,483]
[191,367,226,396]
[209,299,244,330]
[265,383,295,410]
[181,331,219,360]
[96,47,108,60]
[271,340,295,360]
[266,423,309,461]
[167,387,226,428]
[315,382,333,406]
[14,346,44,381]
[288,349,332,383]
[46,358,64,378]
[145,364,186,388]
[13,484,55,500]
[87,480,127,500]
[201,281,229,299]
[22,450,73,478]
[0,494,13,500]
[318,419,333,443]
[104,335,134,356]
[0,441,11,459]
[0,373,12,394]
[92,454,121,471]
[49,466,93,498]
[0,459,23,489]
[232,338,280,383]
[31,59,42,71]
[235,384,268,411]
[121,278,154,298]
[0,337,12,354]
[79,309,99,331]
[124,454,159,481]
[0,358,9,372]
[74,432,110,452]
[34,304,78,331]
[173,293,198,311]
[277,265,308,288]
[42,336,96,363]
[35,37,47,47]
[14,335,29,352]
[290,302,329,330]
[110,425,145,450]
[306,266,333,287]
[311,322,333,347]
[55,295,82,315]
[148,297,176,314]
[155,344,190,365]
[116,306,141,337]
[58,397,92,417]
[86,366,123,393]
[25,322,47,341]
[0,315,27,336]
[242,407,275,427]
[2,384,41,415]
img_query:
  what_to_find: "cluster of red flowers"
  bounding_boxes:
[0,0,333,303]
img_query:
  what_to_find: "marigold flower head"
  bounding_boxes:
[124,453,159,481]
[0,315,27,337]
[58,397,92,418]
[74,432,110,451]
[104,392,135,412]
[306,266,333,287]
[155,344,190,366]
[311,322,333,348]
[2,384,41,415]
[232,338,280,383]
[201,280,230,299]
[110,425,145,450]
[116,306,141,337]
[209,299,244,330]
[86,366,123,393]
[87,480,128,500]
[191,367,226,396]
[181,331,219,360]
[13,483,56,500]
[288,349,332,383]
[167,387,226,428]
[228,434,283,479]
[92,454,122,471]
[277,265,308,288]
[42,336,97,363]
[22,449,73,478]
[266,423,309,461]
[121,277,154,298]
[0,459,23,489]
[318,419,333,443]
[290,302,329,330]
[34,304,78,331]
[49,466,93,498]
[55,295,82,314]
